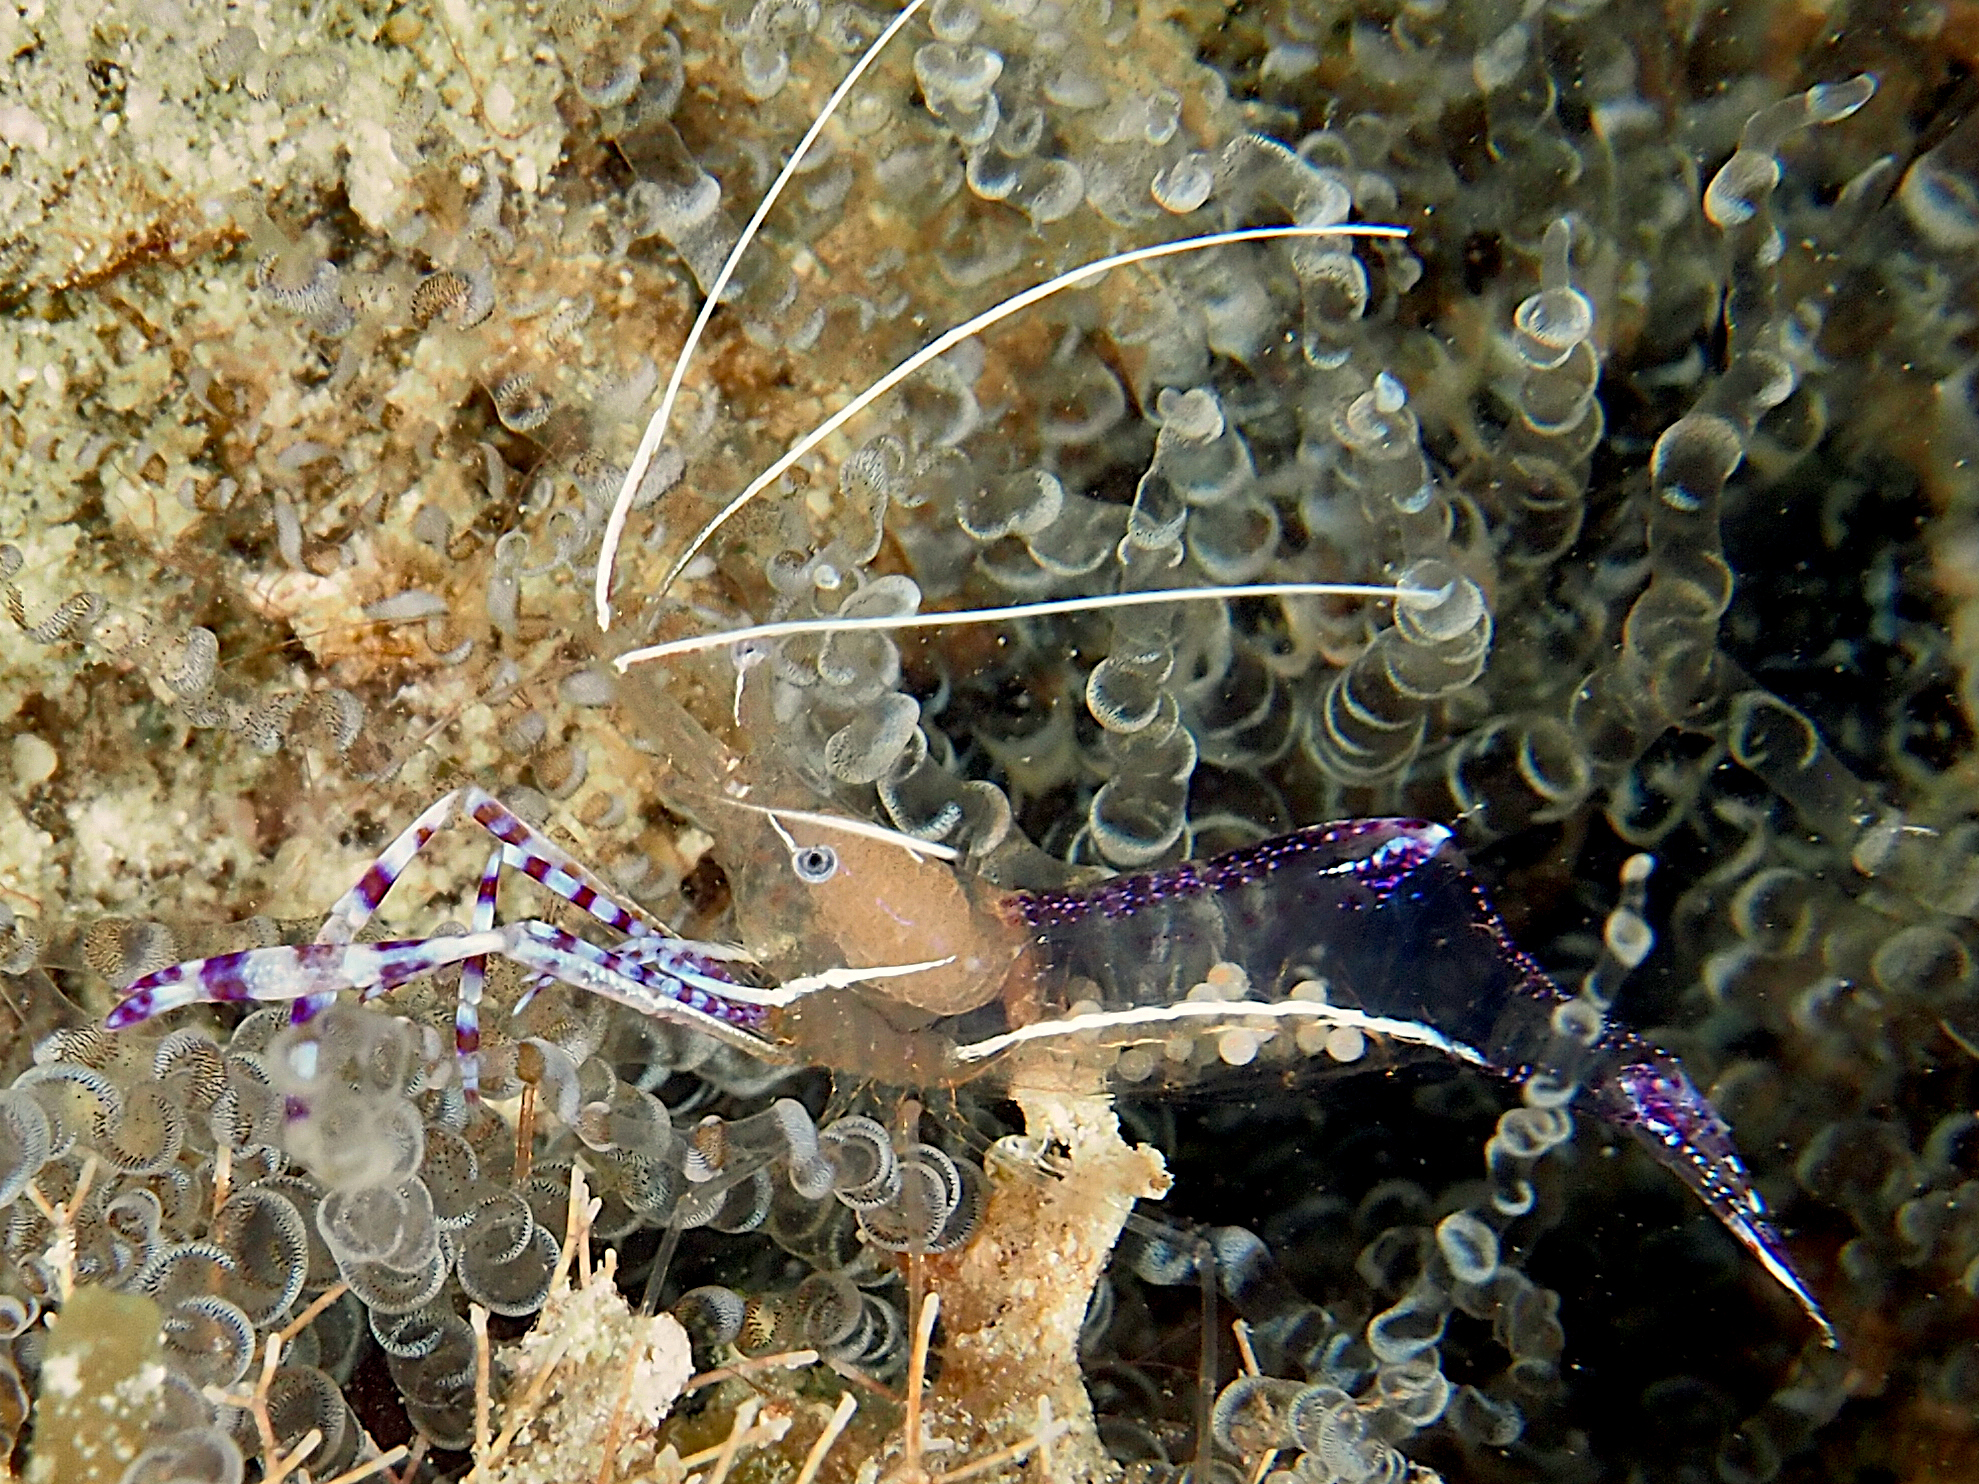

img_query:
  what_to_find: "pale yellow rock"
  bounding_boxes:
[913,1090,1172,1484]
[0,105,49,154]
[484,1264,696,1484]
[25,1287,166,1484]
[10,733,55,789]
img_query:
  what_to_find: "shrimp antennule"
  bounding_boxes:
[653,221,1411,597]
[614,581,1421,670]
[717,799,963,863]
[595,0,932,632]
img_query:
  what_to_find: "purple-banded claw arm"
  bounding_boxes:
[105,932,510,1028]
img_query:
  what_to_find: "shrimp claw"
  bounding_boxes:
[103,787,814,1095]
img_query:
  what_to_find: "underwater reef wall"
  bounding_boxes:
[2,0,1979,1479]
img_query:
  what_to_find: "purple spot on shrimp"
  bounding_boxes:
[1012,819,1451,928]
[1608,1054,1762,1219]
[628,956,767,1029]
[1357,829,1447,893]
[676,951,743,984]
[350,864,395,914]
[201,951,255,1003]
[105,993,156,1029]
[289,991,335,1026]
[125,960,186,995]
[693,987,768,1029]
[703,993,767,1028]
[283,1095,311,1122]
[472,799,527,844]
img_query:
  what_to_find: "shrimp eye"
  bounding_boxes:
[730,637,772,671]
[792,844,839,884]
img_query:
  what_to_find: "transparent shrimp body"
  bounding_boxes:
[985,820,1829,1345]
[995,819,1559,1077]
[687,763,1832,1344]
[96,672,1831,1345]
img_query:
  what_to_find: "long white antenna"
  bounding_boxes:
[652,221,1411,598]
[614,581,1417,670]
[594,0,932,633]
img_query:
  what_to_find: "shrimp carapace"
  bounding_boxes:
[733,821,1029,1018]
[619,664,1040,1021]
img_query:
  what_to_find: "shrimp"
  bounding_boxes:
[621,668,1837,1347]
[95,654,1834,1348]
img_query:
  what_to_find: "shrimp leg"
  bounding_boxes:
[102,786,965,1088]
[105,787,789,1086]
[103,921,785,1062]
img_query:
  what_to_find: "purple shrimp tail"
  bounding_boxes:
[1598,1049,1835,1347]
[1009,817,1836,1347]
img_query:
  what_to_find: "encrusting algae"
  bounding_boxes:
[25,1286,166,1484]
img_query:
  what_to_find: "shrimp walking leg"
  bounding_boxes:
[453,845,502,1101]
[104,786,787,1090]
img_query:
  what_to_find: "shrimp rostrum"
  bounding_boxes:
[102,685,1835,1350]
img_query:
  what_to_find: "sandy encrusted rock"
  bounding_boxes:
[484,1253,696,1484]
[914,1089,1172,1484]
